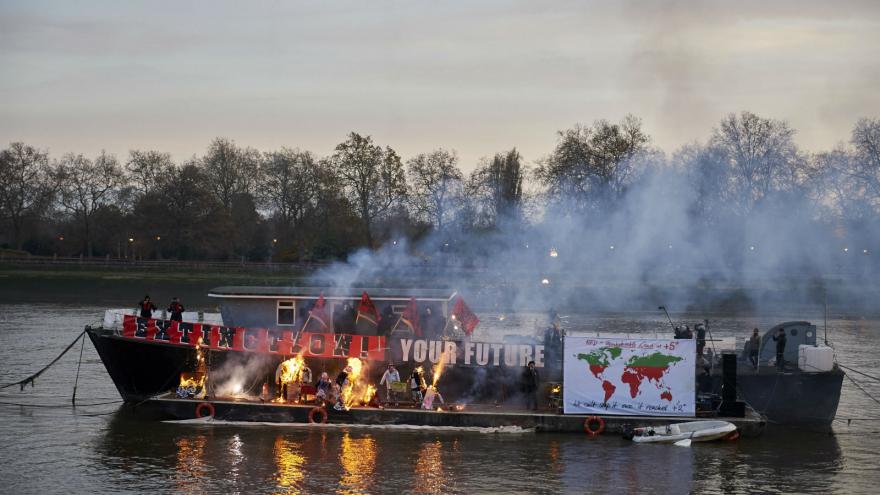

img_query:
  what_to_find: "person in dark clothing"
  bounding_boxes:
[377,306,395,336]
[747,328,761,369]
[681,325,693,339]
[168,297,185,322]
[138,295,157,319]
[423,307,441,339]
[695,323,706,356]
[333,365,352,410]
[673,326,683,339]
[772,328,787,371]
[521,361,540,411]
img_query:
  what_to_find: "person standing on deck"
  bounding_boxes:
[167,297,185,322]
[333,365,352,410]
[315,372,332,404]
[138,295,157,319]
[521,361,540,411]
[695,323,706,357]
[410,367,425,404]
[379,363,400,402]
[748,328,761,369]
[772,328,787,371]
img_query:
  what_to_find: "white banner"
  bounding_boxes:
[563,337,695,416]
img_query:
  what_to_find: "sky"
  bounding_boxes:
[1,0,879,171]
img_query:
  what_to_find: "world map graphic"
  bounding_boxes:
[577,347,684,403]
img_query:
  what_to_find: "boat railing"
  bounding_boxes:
[101,309,224,334]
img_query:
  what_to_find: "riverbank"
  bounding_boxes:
[2,259,877,316]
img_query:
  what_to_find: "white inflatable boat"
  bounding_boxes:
[631,420,737,444]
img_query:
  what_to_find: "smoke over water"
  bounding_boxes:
[307,155,878,318]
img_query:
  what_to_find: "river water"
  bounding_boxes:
[1,299,879,494]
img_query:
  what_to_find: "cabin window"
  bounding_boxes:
[277,301,295,326]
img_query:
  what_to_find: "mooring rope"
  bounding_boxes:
[843,372,880,407]
[72,331,86,405]
[0,399,122,408]
[839,364,880,383]
[0,330,86,391]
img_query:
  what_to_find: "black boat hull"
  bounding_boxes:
[734,369,843,427]
[87,327,195,403]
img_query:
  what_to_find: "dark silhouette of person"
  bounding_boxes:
[521,361,540,411]
[748,328,761,369]
[168,297,185,322]
[138,295,157,319]
[772,328,787,371]
[695,323,706,356]
[377,306,395,336]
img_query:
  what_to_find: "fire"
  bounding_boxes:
[432,352,448,387]
[179,373,205,389]
[278,353,306,386]
[362,384,377,405]
[551,385,561,394]
[341,357,368,410]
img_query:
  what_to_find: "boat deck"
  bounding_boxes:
[138,395,766,437]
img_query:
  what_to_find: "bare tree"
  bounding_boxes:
[0,142,56,250]
[811,118,880,223]
[126,150,175,196]
[536,115,650,212]
[407,149,463,231]
[56,151,124,257]
[708,111,804,213]
[202,138,261,209]
[848,117,880,204]
[328,132,407,246]
[260,148,322,230]
[467,148,526,228]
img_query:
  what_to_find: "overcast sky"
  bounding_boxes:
[1,0,878,171]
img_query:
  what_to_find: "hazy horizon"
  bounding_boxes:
[2,1,879,170]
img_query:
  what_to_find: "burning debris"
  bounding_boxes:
[274,353,310,403]
[177,372,206,399]
[336,357,375,410]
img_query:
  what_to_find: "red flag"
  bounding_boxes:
[452,297,479,336]
[400,297,422,336]
[308,293,329,329]
[357,291,380,326]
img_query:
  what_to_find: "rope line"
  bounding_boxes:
[0,399,123,408]
[843,372,880,407]
[0,330,86,391]
[839,364,880,383]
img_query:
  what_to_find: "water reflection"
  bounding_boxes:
[274,436,305,494]
[413,440,445,494]
[338,433,377,495]
[227,434,245,485]
[174,434,207,493]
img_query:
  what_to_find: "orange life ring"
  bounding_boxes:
[308,406,328,424]
[584,416,605,436]
[195,402,215,418]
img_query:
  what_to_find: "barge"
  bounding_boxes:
[86,286,784,435]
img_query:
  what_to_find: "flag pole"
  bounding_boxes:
[389,314,404,335]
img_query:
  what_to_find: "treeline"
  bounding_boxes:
[1,112,878,265]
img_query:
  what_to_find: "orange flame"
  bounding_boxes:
[432,350,450,387]
[341,357,367,410]
[362,384,377,405]
[278,353,306,386]
[179,372,205,389]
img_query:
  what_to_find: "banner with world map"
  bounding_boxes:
[563,337,696,416]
